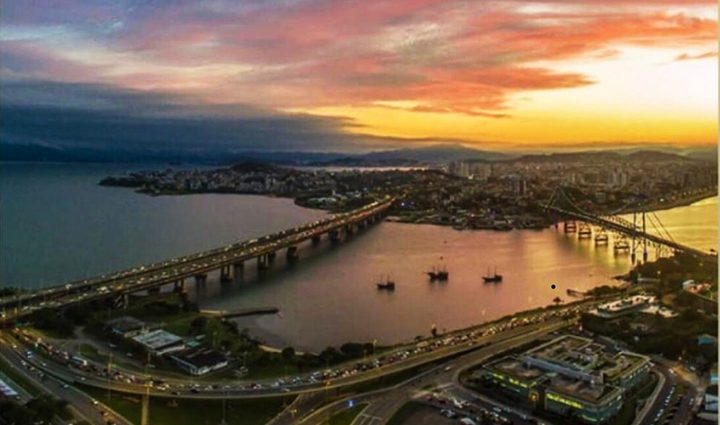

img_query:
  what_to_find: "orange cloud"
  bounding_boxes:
[0,0,716,147]
[675,51,718,61]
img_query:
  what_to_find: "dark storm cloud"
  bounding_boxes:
[0,80,396,153]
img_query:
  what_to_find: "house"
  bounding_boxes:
[171,347,229,376]
[132,330,185,356]
[105,316,146,338]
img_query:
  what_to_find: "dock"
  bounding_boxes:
[199,307,279,318]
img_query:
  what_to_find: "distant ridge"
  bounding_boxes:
[0,141,709,165]
[505,149,696,164]
[312,144,511,166]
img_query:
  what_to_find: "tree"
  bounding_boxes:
[281,346,296,363]
[340,342,363,358]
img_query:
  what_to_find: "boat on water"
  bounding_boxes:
[427,265,449,281]
[376,275,396,291]
[482,267,503,283]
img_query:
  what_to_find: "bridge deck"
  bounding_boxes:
[547,205,714,258]
[1,197,394,318]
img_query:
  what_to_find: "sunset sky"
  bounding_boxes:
[0,0,717,153]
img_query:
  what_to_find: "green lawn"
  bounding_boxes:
[326,403,368,425]
[81,386,292,425]
[386,402,427,425]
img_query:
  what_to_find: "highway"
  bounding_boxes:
[281,326,703,425]
[272,320,572,425]
[0,333,132,425]
[639,360,701,425]
[0,197,394,320]
[1,310,579,401]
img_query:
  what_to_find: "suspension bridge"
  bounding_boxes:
[544,186,716,261]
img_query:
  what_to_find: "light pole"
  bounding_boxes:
[106,352,113,401]
[141,379,150,425]
[220,391,227,425]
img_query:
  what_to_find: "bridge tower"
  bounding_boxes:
[642,209,648,262]
[631,212,637,264]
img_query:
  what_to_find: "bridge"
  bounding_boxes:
[544,187,715,260]
[1,197,395,321]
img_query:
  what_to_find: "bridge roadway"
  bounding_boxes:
[0,197,394,319]
[547,205,716,258]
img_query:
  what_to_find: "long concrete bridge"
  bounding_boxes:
[1,197,395,321]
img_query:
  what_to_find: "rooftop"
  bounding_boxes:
[106,316,145,333]
[484,335,650,406]
[172,347,228,368]
[596,295,656,313]
[132,330,183,350]
[487,356,545,382]
[547,374,620,403]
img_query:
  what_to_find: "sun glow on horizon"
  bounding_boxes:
[0,0,716,150]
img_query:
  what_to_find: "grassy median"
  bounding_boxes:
[81,386,293,425]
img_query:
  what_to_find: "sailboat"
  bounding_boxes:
[482,266,503,283]
[376,274,396,290]
[426,265,449,281]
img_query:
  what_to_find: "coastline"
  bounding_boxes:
[620,189,717,215]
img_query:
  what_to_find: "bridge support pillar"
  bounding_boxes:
[346,224,356,235]
[329,228,341,243]
[122,293,130,309]
[194,273,208,286]
[220,265,233,283]
[563,220,577,233]
[258,254,269,270]
[233,262,244,275]
[286,246,299,261]
[268,251,277,262]
[311,234,322,245]
[173,280,185,293]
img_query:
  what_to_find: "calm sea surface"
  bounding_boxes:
[1,163,716,351]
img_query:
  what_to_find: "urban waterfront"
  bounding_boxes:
[1,162,716,351]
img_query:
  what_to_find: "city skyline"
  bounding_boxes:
[0,0,717,154]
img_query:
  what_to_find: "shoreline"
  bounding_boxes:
[619,190,717,215]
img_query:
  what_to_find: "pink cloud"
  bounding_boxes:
[1,1,716,116]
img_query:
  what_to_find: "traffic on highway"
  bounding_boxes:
[1,302,585,400]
